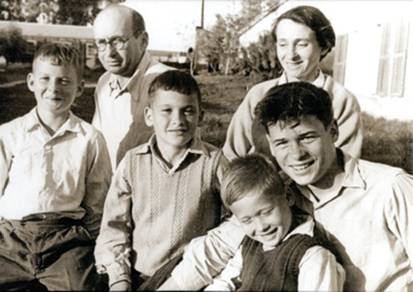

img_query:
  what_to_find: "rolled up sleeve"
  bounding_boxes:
[171,216,245,289]
[94,152,134,286]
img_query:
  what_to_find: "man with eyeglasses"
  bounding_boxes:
[92,4,173,171]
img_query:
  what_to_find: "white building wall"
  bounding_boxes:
[404,27,413,100]
[239,0,413,120]
[344,24,382,97]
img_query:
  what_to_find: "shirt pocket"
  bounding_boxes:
[8,146,37,183]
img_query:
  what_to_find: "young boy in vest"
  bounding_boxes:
[94,70,226,291]
[0,43,112,290]
[204,154,344,291]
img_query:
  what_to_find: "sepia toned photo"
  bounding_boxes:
[0,0,412,290]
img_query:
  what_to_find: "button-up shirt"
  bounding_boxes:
[223,71,363,160]
[171,153,413,291]
[204,216,345,291]
[92,52,173,170]
[95,135,226,286]
[0,108,112,237]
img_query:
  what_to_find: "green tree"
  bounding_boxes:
[198,0,282,75]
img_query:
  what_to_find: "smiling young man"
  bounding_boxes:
[159,82,413,291]
[93,4,173,170]
[223,5,362,160]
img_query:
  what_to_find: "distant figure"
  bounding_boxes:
[94,70,226,291]
[92,4,174,170]
[223,5,363,160]
[0,43,111,290]
[187,47,196,75]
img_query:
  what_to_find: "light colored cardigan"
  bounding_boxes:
[223,72,363,160]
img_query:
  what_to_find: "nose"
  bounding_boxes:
[286,44,297,59]
[106,44,118,57]
[171,110,185,125]
[46,80,59,93]
[289,141,306,159]
[254,218,269,233]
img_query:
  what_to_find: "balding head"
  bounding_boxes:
[94,4,145,37]
[93,4,148,77]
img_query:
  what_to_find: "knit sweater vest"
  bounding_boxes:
[238,234,322,291]
[130,148,223,275]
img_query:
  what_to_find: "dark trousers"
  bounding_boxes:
[0,215,97,291]
[137,254,183,291]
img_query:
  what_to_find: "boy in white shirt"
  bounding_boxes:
[0,43,112,290]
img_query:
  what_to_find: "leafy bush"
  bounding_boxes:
[0,25,29,63]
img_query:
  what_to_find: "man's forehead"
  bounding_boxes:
[268,116,325,133]
[93,8,133,37]
[269,118,301,131]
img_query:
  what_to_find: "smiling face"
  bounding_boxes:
[266,115,338,188]
[93,7,147,77]
[27,57,83,118]
[144,89,201,151]
[231,190,292,248]
[275,19,324,82]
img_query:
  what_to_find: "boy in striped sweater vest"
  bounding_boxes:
[205,154,344,291]
[94,70,226,290]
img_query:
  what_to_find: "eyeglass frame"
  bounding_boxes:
[94,29,144,52]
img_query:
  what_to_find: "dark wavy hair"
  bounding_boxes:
[148,70,201,104]
[273,5,336,60]
[255,82,334,131]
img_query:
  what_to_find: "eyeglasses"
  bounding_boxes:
[95,36,131,52]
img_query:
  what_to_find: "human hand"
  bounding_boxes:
[109,280,131,291]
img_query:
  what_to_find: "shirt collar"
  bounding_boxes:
[296,150,366,208]
[135,134,211,160]
[279,70,325,87]
[108,52,153,100]
[340,151,366,189]
[24,107,84,136]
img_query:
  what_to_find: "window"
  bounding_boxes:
[376,21,409,97]
[333,34,348,84]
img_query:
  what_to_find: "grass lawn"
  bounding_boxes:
[1,71,412,174]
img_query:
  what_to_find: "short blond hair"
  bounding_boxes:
[221,154,285,207]
[33,42,84,78]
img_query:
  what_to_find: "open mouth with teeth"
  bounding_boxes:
[259,227,279,238]
[291,160,314,172]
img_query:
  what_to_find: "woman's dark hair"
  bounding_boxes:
[273,5,336,60]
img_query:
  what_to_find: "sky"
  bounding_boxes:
[124,0,241,52]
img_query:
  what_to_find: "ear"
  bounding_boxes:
[139,31,149,50]
[320,47,330,59]
[26,73,35,93]
[198,110,204,125]
[266,134,277,157]
[329,120,339,142]
[75,79,85,98]
[144,105,153,127]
